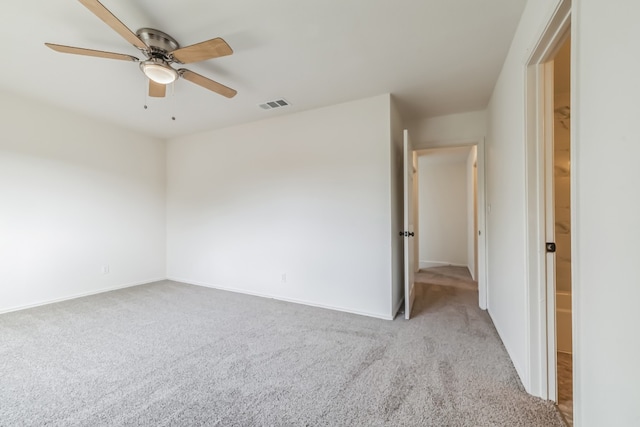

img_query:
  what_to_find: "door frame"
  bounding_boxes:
[413,138,488,310]
[403,129,416,319]
[523,0,573,403]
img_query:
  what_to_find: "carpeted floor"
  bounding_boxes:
[0,278,565,426]
[414,265,478,291]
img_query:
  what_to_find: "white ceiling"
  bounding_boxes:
[0,0,526,139]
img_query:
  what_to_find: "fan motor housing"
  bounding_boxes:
[136,28,179,55]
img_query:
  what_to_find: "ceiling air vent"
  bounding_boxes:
[258,98,290,110]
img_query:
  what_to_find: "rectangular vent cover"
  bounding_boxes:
[258,98,290,110]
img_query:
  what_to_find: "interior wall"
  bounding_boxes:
[488,1,640,424]
[166,94,395,319]
[485,0,565,388]
[409,110,487,149]
[0,90,166,313]
[573,0,640,424]
[417,150,469,269]
[390,97,405,317]
[466,146,478,280]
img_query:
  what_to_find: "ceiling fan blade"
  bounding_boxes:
[171,38,233,64]
[179,69,237,98]
[148,80,166,98]
[45,43,139,61]
[77,0,147,50]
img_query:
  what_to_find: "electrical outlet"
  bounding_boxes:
[101,265,110,275]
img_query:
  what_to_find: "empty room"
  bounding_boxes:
[1,1,638,426]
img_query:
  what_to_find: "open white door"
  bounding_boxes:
[403,129,415,320]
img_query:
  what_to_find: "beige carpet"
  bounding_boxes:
[415,265,478,290]
[0,276,564,426]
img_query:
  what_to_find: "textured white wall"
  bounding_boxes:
[417,151,469,268]
[409,110,487,149]
[485,0,564,386]
[390,97,405,317]
[166,95,395,319]
[466,147,478,280]
[0,91,166,313]
[487,1,640,424]
[573,0,640,424]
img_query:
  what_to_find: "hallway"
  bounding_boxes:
[412,266,571,426]
[415,265,478,291]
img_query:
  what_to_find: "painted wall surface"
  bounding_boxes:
[573,0,640,424]
[409,110,487,148]
[0,90,166,313]
[485,0,564,387]
[466,147,478,280]
[166,95,394,319]
[390,97,404,317]
[417,151,469,268]
[488,1,640,424]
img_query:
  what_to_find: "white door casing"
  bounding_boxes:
[522,0,571,401]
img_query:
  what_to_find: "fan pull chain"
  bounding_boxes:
[171,82,176,121]
[140,78,177,121]
[143,78,149,110]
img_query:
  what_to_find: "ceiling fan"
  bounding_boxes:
[45,0,237,99]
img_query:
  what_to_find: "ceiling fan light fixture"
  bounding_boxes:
[140,59,178,84]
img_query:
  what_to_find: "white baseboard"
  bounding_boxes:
[0,277,166,314]
[167,276,394,321]
[419,260,468,269]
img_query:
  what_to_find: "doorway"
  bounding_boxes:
[412,142,486,309]
[523,0,574,423]
[551,36,573,425]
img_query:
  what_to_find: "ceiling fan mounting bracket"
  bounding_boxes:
[136,28,179,56]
